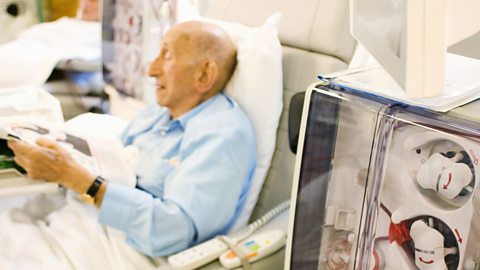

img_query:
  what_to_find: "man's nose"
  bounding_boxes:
[148,57,163,77]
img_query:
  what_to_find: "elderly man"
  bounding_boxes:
[6,21,256,266]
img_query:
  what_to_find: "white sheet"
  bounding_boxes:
[0,193,167,270]
[0,18,101,88]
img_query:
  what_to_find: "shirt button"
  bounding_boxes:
[160,131,167,136]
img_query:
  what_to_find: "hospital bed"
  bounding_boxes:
[0,16,104,120]
[43,58,105,120]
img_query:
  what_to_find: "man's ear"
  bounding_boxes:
[195,60,219,94]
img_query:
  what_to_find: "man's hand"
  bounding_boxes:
[7,137,96,194]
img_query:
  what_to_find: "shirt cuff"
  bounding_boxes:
[98,182,142,231]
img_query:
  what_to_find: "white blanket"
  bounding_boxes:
[0,193,168,270]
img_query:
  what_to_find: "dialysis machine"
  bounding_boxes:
[285,82,480,270]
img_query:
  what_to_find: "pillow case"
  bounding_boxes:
[196,14,284,231]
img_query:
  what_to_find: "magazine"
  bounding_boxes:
[0,120,136,197]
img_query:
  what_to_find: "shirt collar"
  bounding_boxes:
[174,93,223,129]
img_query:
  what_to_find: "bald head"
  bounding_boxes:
[170,21,237,94]
[148,21,237,118]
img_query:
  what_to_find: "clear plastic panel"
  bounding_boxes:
[290,84,480,270]
[290,87,387,269]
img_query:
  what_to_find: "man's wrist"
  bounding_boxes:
[67,162,96,194]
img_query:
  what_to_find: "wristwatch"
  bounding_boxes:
[86,176,105,198]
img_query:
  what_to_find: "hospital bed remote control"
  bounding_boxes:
[219,229,286,269]
[168,237,229,270]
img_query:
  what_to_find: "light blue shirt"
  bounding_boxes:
[98,93,256,257]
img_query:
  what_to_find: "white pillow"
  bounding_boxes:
[198,14,284,231]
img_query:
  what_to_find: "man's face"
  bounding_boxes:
[148,28,198,116]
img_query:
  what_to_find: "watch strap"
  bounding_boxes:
[86,176,105,198]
